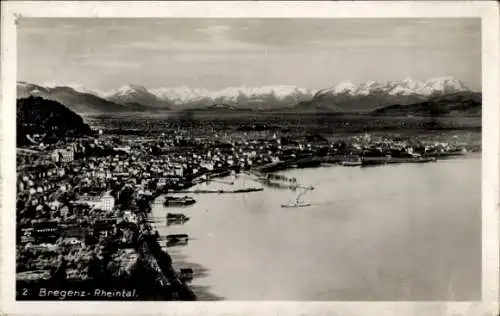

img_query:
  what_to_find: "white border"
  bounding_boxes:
[1,2,498,316]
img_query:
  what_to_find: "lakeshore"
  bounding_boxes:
[15,127,481,301]
[153,153,481,300]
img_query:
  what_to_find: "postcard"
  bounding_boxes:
[1,1,498,315]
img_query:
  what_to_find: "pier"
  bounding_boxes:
[176,187,263,194]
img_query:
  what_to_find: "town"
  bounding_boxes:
[16,126,474,300]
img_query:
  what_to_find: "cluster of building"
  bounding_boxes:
[15,129,470,298]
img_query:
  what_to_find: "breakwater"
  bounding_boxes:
[256,158,322,172]
[254,154,451,172]
[177,187,263,194]
[359,156,437,167]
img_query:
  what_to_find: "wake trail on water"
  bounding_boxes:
[308,197,388,207]
[308,201,337,207]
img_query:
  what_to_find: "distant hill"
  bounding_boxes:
[17,96,92,145]
[292,99,338,113]
[205,103,236,110]
[17,82,136,115]
[370,92,482,117]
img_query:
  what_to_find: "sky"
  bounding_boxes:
[18,18,481,92]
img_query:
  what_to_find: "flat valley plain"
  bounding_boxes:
[86,113,481,150]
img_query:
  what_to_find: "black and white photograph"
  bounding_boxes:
[1,1,499,315]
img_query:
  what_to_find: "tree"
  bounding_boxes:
[117,185,134,210]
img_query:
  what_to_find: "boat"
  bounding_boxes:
[340,160,362,167]
[281,201,311,208]
[340,156,362,166]
[163,195,196,207]
[167,234,189,241]
[413,156,437,163]
[281,186,313,208]
[166,234,189,247]
[167,212,189,219]
[437,150,466,157]
[166,213,190,223]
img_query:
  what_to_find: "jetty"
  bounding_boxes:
[176,187,263,194]
[361,156,437,167]
[241,171,313,191]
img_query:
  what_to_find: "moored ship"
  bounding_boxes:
[166,213,190,224]
[340,160,362,167]
[166,234,189,247]
[412,156,437,163]
[340,155,362,167]
[281,200,311,208]
[281,186,313,209]
[163,196,196,207]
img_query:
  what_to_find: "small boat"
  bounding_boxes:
[166,213,189,220]
[341,160,362,167]
[413,156,437,163]
[166,240,188,247]
[166,234,189,241]
[281,186,313,208]
[281,201,311,208]
[166,234,189,247]
[166,213,190,225]
[164,196,196,207]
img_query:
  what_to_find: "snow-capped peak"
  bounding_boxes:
[148,85,313,104]
[399,77,422,91]
[421,77,469,94]
[105,84,151,98]
[389,85,417,96]
[318,76,470,98]
[100,84,316,108]
[332,81,357,94]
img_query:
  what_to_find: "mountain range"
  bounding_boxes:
[103,84,316,110]
[298,77,472,112]
[17,77,480,116]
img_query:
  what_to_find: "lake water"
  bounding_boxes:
[151,154,481,301]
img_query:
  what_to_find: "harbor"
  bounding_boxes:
[148,153,480,300]
[15,127,479,301]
